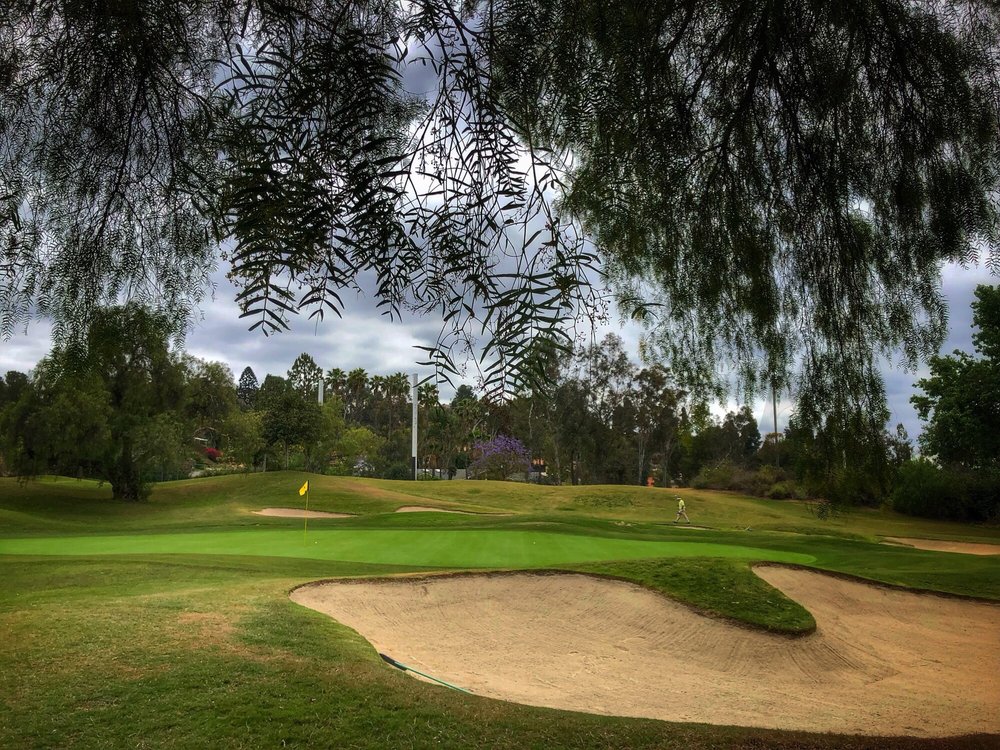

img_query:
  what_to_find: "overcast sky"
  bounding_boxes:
[0,261,993,443]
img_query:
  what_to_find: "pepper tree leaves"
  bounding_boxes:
[1,0,998,410]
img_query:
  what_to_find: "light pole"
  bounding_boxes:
[411,373,418,480]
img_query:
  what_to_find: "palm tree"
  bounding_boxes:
[345,368,368,423]
[325,368,347,398]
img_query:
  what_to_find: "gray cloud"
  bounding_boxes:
[0,319,52,374]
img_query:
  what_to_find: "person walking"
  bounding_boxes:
[674,495,690,524]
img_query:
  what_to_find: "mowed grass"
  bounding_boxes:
[0,529,816,568]
[2,473,999,749]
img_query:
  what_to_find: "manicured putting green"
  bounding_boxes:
[0,529,814,567]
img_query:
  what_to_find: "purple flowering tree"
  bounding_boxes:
[468,435,531,480]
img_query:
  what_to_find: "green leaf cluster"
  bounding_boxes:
[912,285,1000,469]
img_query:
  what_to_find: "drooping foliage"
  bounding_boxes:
[0,0,594,400]
[489,0,1000,412]
[1,0,998,413]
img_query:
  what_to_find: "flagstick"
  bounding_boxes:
[304,486,309,541]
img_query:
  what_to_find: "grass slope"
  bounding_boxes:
[6,473,1000,544]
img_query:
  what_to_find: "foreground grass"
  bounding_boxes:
[3,554,994,750]
[2,473,1000,748]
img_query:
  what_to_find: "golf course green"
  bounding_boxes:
[2,472,998,749]
[0,528,817,567]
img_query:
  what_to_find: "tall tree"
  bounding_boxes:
[345,368,369,423]
[0,370,30,473]
[236,367,260,411]
[184,358,239,444]
[324,368,348,400]
[287,353,323,398]
[2,305,187,500]
[912,285,1000,469]
[633,366,684,486]
[0,371,29,410]
[262,389,323,470]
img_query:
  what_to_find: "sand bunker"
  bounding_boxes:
[884,537,1000,556]
[292,568,1000,737]
[659,523,711,530]
[395,506,475,514]
[252,507,354,519]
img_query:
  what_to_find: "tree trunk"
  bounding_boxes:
[110,437,145,501]
[637,438,646,486]
[661,436,675,486]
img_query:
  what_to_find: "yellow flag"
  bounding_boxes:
[299,480,309,496]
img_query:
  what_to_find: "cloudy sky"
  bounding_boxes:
[0,260,993,442]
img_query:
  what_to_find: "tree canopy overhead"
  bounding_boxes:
[2,0,998,409]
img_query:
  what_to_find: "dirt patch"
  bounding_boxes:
[395,506,475,514]
[883,537,1000,556]
[253,507,354,519]
[291,568,1000,737]
[176,612,236,644]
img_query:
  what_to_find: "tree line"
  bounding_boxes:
[2,289,998,522]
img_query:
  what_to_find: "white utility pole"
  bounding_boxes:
[411,373,418,480]
[318,378,324,405]
[772,385,780,467]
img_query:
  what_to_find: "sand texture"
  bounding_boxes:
[292,568,1000,737]
[395,506,476,514]
[883,537,1000,556]
[252,507,354,519]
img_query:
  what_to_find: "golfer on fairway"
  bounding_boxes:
[674,495,690,524]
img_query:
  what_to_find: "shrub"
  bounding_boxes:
[691,461,738,490]
[892,459,1000,522]
[692,461,806,500]
[766,481,802,499]
[383,462,412,480]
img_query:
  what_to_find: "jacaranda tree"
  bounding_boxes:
[469,434,531,480]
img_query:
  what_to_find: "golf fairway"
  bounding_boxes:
[0,529,815,567]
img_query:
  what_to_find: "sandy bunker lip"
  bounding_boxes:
[291,568,1000,738]
[394,506,477,514]
[883,537,1000,556]
[252,508,355,519]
